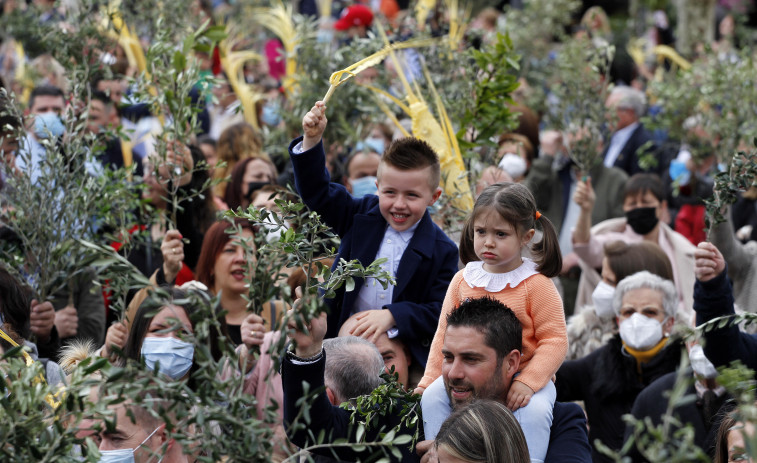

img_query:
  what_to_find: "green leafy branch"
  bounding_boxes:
[343,369,422,450]
[704,142,757,232]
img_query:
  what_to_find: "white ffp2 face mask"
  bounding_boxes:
[591,281,616,319]
[689,344,718,379]
[619,312,664,351]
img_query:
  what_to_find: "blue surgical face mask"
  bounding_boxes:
[350,175,378,198]
[261,101,281,127]
[363,137,385,155]
[33,112,65,139]
[98,425,162,463]
[141,337,194,380]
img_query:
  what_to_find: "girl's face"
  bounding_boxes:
[212,229,255,296]
[473,208,534,274]
[145,305,193,340]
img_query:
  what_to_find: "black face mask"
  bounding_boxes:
[625,207,659,235]
[245,181,271,201]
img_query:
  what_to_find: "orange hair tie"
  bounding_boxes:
[535,211,542,220]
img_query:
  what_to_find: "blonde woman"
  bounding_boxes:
[435,399,530,463]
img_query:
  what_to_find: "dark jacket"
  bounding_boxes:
[523,156,627,236]
[694,268,757,371]
[602,123,661,177]
[556,334,684,463]
[624,371,731,461]
[290,137,459,367]
[546,402,593,463]
[282,350,419,463]
[282,349,591,463]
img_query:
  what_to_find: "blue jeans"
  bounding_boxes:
[420,375,555,463]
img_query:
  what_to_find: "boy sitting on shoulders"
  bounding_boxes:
[288,101,459,367]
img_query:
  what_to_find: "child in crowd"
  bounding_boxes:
[288,101,459,367]
[417,182,568,462]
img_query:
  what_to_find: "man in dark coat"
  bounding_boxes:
[603,86,662,177]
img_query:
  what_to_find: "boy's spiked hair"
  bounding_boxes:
[378,137,441,190]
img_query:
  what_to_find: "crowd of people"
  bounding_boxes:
[1,0,757,462]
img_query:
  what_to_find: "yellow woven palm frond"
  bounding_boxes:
[106,3,148,74]
[316,0,332,21]
[219,38,264,129]
[251,1,299,94]
[443,0,470,52]
[323,37,436,103]
[0,326,61,409]
[415,0,437,27]
[653,45,691,71]
[96,4,166,125]
[357,82,412,115]
[370,25,472,211]
[375,96,412,137]
[422,60,472,211]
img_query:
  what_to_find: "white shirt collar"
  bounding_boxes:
[386,220,419,244]
[463,258,539,292]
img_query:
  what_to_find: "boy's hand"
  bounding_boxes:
[506,381,534,411]
[349,309,395,343]
[302,101,327,151]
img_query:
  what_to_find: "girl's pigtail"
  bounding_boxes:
[532,212,562,278]
[459,214,479,265]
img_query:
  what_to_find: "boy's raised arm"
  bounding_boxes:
[302,101,328,151]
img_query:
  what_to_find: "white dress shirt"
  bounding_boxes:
[604,122,638,168]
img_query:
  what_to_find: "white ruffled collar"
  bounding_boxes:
[463,258,538,292]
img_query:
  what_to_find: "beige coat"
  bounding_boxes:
[573,218,697,325]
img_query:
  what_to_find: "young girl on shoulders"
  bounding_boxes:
[418,182,567,462]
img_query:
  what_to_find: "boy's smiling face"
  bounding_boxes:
[376,163,441,232]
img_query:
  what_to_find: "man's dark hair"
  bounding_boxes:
[380,137,441,190]
[90,90,114,108]
[28,85,65,111]
[446,297,522,360]
[624,173,665,202]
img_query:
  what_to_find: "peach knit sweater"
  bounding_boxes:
[418,269,568,393]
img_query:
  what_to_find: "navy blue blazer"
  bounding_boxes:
[546,402,593,463]
[602,123,659,176]
[290,137,459,367]
[282,351,420,463]
[695,267,757,371]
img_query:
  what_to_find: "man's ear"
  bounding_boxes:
[503,349,521,379]
[326,387,337,406]
[157,423,168,444]
[429,186,442,205]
